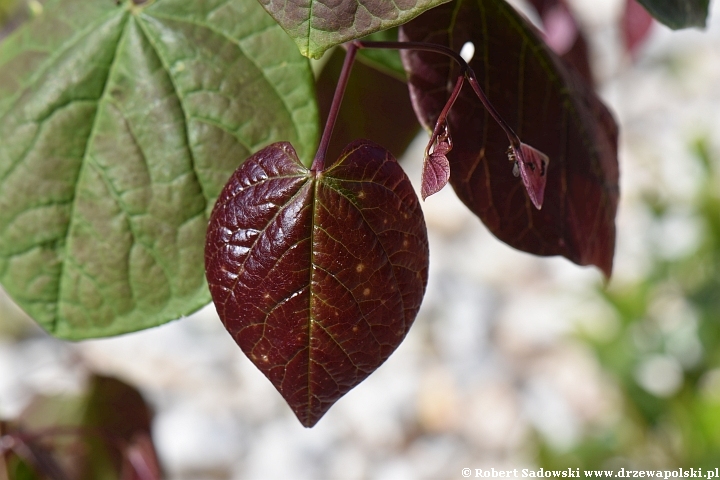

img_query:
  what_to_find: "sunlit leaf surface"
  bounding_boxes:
[257,0,451,59]
[0,0,319,339]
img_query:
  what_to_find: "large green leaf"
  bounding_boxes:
[0,0,319,339]
[257,0,451,59]
[636,0,710,29]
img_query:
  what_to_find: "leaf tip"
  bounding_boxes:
[599,257,614,282]
[296,409,324,428]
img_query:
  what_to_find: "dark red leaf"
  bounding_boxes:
[527,0,552,14]
[401,0,619,277]
[83,376,153,444]
[205,141,429,427]
[622,0,655,57]
[557,27,594,87]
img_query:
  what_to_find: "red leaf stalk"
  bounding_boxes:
[312,43,358,172]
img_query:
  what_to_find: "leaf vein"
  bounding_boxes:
[142,11,305,152]
[53,13,131,334]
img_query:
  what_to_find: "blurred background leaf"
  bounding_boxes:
[1,375,160,480]
[537,137,720,469]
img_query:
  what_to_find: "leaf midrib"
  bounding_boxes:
[52,12,131,333]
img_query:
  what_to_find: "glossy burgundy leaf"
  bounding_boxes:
[623,0,655,57]
[401,0,619,276]
[205,141,429,427]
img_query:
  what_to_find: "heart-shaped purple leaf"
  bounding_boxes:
[421,132,452,200]
[205,140,429,427]
[421,145,452,200]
